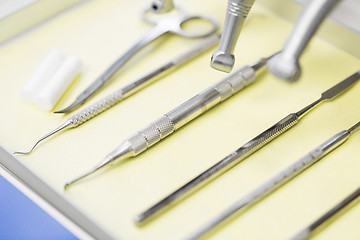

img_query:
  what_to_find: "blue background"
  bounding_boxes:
[0,175,77,240]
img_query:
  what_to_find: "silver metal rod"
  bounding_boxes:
[64,56,270,189]
[187,122,360,240]
[14,35,220,155]
[134,71,360,224]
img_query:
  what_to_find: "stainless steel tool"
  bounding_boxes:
[211,0,256,73]
[134,70,360,224]
[55,7,218,113]
[150,0,174,13]
[13,35,221,155]
[64,55,271,189]
[290,184,360,240]
[267,0,342,81]
[186,121,360,240]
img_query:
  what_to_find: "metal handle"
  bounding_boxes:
[127,115,176,155]
[202,113,299,182]
[135,113,298,224]
[69,90,123,126]
[167,65,256,129]
[124,65,257,157]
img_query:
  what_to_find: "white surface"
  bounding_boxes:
[0,0,83,43]
[0,0,38,20]
[36,55,82,111]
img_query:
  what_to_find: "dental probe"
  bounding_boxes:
[134,71,360,224]
[186,121,360,240]
[13,35,220,155]
[64,54,271,189]
[290,185,360,240]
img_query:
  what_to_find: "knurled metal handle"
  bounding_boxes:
[177,113,300,199]
[141,113,299,219]
[214,65,256,100]
[128,115,175,155]
[69,89,123,126]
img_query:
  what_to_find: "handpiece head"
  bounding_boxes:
[210,50,235,73]
[267,52,301,82]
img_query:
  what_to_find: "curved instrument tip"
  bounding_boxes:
[13,121,73,156]
[54,99,83,114]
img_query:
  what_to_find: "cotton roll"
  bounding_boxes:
[21,49,65,104]
[36,55,82,111]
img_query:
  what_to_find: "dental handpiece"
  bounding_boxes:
[13,35,220,155]
[267,0,341,81]
[290,185,360,240]
[211,0,256,73]
[186,121,360,240]
[134,71,360,224]
[64,55,270,189]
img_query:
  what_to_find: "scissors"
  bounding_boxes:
[55,7,219,113]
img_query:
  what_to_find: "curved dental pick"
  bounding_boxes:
[13,35,220,155]
[13,120,72,155]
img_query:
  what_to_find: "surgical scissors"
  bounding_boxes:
[55,7,218,113]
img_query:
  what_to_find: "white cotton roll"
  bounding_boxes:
[36,55,82,111]
[21,49,65,104]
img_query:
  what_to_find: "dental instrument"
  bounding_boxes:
[290,185,360,240]
[267,0,342,81]
[55,7,218,113]
[13,34,221,155]
[186,121,360,240]
[64,54,271,189]
[211,0,256,73]
[150,0,174,13]
[134,70,360,224]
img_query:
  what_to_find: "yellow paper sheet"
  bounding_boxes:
[1,0,360,239]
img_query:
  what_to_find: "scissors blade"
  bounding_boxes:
[54,99,84,113]
[54,78,105,113]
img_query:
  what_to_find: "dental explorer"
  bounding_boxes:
[290,185,360,240]
[267,0,342,81]
[186,121,360,240]
[64,54,271,189]
[55,8,218,113]
[134,70,360,224]
[13,35,221,155]
[211,0,256,73]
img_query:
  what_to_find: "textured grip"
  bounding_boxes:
[69,89,123,126]
[214,65,255,100]
[228,0,254,17]
[127,115,175,155]
[174,113,299,199]
[238,113,299,157]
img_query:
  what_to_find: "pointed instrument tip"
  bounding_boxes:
[348,121,360,134]
[54,99,83,114]
[13,121,73,156]
[13,150,31,155]
[64,156,112,190]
